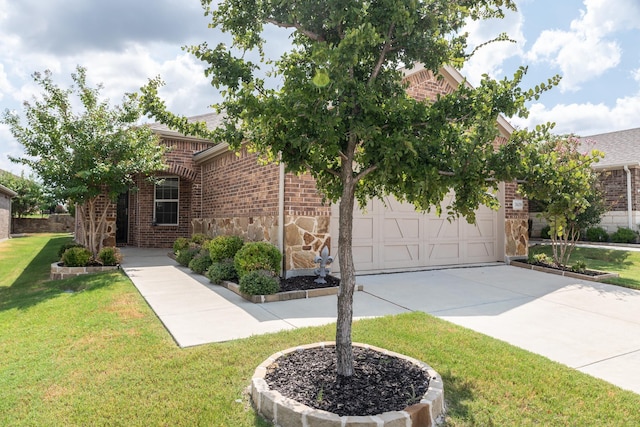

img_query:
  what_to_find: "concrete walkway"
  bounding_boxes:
[121,247,640,395]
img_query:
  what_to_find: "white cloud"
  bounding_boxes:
[511,94,640,136]
[462,8,525,85]
[526,0,640,92]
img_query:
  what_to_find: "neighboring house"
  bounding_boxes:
[87,64,529,277]
[529,127,640,237]
[584,128,640,233]
[0,183,17,241]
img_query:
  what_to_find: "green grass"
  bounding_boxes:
[2,235,640,426]
[530,244,640,290]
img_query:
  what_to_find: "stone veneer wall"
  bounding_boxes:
[504,181,529,258]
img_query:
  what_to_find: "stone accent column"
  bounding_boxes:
[284,215,331,275]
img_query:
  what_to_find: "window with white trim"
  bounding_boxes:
[154,177,179,225]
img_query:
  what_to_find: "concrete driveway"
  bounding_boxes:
[121,248,640,395]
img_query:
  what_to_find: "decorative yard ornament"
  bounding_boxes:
[314,246,334,284]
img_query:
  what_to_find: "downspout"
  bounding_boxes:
[624,165,633,229]
[278,156,285,277]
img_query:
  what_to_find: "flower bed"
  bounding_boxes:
[510,260,619,282]
[50,262,119,280]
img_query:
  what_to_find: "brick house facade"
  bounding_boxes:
[88,65,529,275]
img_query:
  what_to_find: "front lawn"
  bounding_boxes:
[529,244,640,290]
[1,235,640,426]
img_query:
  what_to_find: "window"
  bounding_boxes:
[154,177,179,225]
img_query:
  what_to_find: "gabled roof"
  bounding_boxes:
[0,183,17,198]
[149,112,225,142]
[581,128,640,169]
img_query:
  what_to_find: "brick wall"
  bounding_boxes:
[201,147,280,217]
[404,68,455,101]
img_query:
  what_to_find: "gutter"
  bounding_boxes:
[278,156,285,277]
[624,165,633,229]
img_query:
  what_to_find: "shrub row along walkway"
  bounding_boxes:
[121,247,640,395]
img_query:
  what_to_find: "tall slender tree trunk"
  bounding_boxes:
[336,161,357,378]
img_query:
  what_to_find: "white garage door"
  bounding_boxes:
[330,194,500,273]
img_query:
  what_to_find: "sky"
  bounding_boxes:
[1,0,640,176]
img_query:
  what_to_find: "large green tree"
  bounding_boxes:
[141,0,557,377]
[2,66,167,256]
[0,171,47,218]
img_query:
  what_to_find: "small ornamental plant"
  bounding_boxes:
[209,235,244,263]
[62,247,92,267]
[207,259,238,284]
[234,242,282,279]
[97,247,122,266]
[239,270,280,295]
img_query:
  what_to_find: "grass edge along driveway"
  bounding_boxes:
[1,234,639,426]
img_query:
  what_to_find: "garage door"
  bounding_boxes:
[330,194,500,273]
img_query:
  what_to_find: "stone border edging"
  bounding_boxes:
[50,262,120,280]
[251,342,445,427]
[510,260,619,282]
[219,280,364,303]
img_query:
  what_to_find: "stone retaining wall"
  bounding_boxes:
[251,342,445,427]
[50,263,119,280]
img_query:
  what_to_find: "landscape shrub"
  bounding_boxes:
[62,247,92,267]
[190,233,210,245]
[173,237,189,254]
[97,247,122,266]
[584,226,609,242]
[571,260,587,273]
[239,270,280,295]
[176,245,201,267]
[540,225,551,239]
[188,250,213,274]
[234,242,282,279]
[531,252,549,265]
[610,227,638,244]
[207,259,238,284]
[57,242,85,259]
[209,235,244,263]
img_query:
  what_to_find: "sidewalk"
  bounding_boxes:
[121,247,640,395]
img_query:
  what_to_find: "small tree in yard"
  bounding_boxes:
[520,134,604,267]
[141,0,557,377]
[2,66,166,257]
[0,171,47,218]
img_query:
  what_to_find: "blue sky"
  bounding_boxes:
[1,0,640,176]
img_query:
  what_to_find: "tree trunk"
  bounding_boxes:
[336,171,357,378]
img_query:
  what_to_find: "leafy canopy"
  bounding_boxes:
[3,66,167,206]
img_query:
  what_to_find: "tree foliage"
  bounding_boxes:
[2,66,167,256]
[0,171,47,217]
[140,0,559,377]
[520,133,604,266]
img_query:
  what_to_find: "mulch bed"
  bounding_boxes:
[264,346,430,417]
[528,261,604,277]
[279,275,340,292]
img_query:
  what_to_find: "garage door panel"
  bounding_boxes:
[353,217,375,240]
[384,218,420,239]
[428,218,460,239]
[332,194,499,273]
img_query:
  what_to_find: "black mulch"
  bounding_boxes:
[279,275,340,292]
[264,346,430,417]
[528,261,607,277]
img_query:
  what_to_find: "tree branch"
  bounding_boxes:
[354,164,377,181]
[369,23,395,86]
[265,18,325,42]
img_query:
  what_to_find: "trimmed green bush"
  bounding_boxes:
[176,245,200,267]
[585,226,609,242]
[173,237,189,254]
[239,270,280,295]
[610,227,638,244]
[57,242,85,259]
[209,235,244,263]
[207,259,238,284]
[62,247,92,267]
[234,241,282,279]
[188,250,213,274]
[97,247,122,266]
[190,233,210,245]
[540,225,551,239]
